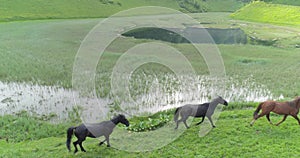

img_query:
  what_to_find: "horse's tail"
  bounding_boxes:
[174,107,182,122]
[66,126,76,151]
[253,102,263,118]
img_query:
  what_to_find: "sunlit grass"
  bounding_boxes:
[231,1,300,26]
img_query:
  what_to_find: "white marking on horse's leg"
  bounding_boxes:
[250,119,256,126]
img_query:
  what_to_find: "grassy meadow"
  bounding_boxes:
[0,0,247,22]
[0,0,180,21]
[1,0,300,157]
[1,14,299,96]
[1,107,300,157]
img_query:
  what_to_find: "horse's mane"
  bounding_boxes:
[212,96,223,103]
[294,97,300,108]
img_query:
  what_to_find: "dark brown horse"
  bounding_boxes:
[250,97,300,126]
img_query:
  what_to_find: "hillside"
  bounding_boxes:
[0,0,247,22]
[265,0,300,6]
[231,1,300,26]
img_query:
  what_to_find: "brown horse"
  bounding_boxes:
[250,97,300,126]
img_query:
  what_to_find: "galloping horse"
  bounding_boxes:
[66,114,129,153]
[250,97,300,126]
[174,96,228,129]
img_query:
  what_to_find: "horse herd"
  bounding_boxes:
[66,96,300,153]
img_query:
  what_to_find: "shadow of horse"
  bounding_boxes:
[174,96,228,129]
[66,114,129,153]
[250,96,300,126]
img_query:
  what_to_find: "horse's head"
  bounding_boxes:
[216,95,228,106]
[118,114,130,127]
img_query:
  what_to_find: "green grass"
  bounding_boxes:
[265,0,300,6]
[1,1,300,157]
[202,0,247,12]
[1,108,300,157]
[0,112,66,143]
[0,16,299,96]
[0,0,248,22]
[231,1,300,26]
[0,0,181,22]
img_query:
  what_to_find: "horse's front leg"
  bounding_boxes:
[105,135,111,147]
[99,138,106,146]
[207,116,216,128]
[79,141,86,152]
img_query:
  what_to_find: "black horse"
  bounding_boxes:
[174,96,228,129]
[66,114,130,153]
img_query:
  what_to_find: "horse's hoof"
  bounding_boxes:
[107,145,111,147]
[99,142,104,146]
[74,150,78,154]
[212,126,216,128]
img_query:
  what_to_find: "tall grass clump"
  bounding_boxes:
[107,71,275,116]
[0,111,67,143]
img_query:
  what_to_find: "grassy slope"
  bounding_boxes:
[204,0,246,12]
[0,0,246,22]
[231,1,300,26]
[267,0,300,6]
[1,109,300,157]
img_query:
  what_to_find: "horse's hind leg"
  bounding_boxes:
[79,141,86,152]
[250,111,268,126]
[183,120,189,129]
[275,114,288,126]
[196,116,205,125]
[73,141,79,153]
[174,120,181,129]
[175,116,189,129]
[266,113,273,124]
